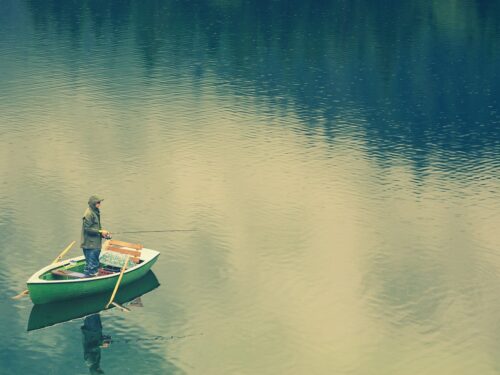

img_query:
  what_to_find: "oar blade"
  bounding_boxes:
[111,301,131,312]
[12,290,29,300]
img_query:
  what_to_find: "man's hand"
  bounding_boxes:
[100,230,112,239]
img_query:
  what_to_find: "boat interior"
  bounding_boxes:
[41,240,144,281]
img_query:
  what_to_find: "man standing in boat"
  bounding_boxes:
[81,195,111,277]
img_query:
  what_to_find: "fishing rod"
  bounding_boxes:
[111,229,198,234]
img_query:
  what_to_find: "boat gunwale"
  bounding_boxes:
[27,248,160,285]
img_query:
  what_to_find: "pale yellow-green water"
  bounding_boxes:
[1,1,499,374]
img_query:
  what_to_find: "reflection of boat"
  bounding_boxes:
[27,242,160,304]
[27,271,160,331]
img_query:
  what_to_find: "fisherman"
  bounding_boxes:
[81,195,111,277]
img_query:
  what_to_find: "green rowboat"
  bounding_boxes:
[27,248,160,304]
[28,271,160,331]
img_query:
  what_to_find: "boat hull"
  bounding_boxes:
[27,249,159,304]
[28,271,160,331]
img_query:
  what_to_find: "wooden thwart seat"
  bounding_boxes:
[108,240,143,250]
[104,240,142,264]
[51,269,86,279]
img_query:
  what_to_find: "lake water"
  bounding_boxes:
[1,1,499,374]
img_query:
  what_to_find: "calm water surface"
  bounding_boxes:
[1,1,499,374]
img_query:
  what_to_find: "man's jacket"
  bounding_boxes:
[81,196,102,249]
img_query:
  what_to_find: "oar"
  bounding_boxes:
[52,240,77,263]
[105,255,131,311]
[110,301,131,312]
[12,240,76,300]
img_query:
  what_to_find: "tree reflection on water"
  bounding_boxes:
[21,0,499,168]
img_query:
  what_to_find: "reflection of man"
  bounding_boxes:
[81,314,111,374]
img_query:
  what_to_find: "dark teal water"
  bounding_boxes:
[1,1,499,374]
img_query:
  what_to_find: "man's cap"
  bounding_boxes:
[88,195,104,205]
